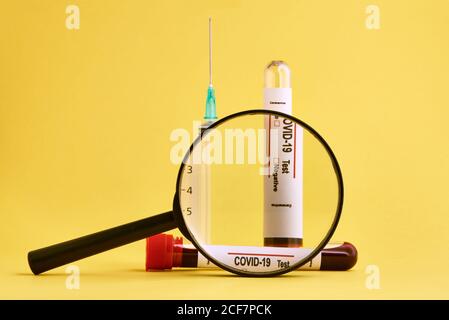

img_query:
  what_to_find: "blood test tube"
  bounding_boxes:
[146,234,357,271]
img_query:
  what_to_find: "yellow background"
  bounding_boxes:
[1,0,448,299]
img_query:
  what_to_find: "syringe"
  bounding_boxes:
[186,18,217,244]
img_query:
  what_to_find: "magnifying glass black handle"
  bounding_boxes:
[28,211,176,275]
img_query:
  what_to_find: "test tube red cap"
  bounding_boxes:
[146,234,183,270]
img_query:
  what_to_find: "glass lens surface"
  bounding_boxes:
[178,110,342,276]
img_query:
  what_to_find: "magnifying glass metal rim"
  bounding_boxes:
[175,109,344,277]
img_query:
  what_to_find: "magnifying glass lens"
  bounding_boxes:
[178,110,342,276]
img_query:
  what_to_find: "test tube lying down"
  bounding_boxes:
[146,234,357,271]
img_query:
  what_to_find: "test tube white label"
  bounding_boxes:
[263,88,303,240]
[196,245,321,272]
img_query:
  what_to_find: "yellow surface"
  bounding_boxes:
[1,0,449,299]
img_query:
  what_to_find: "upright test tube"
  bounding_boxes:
[263,61,303,247]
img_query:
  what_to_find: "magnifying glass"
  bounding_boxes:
[28,109,343,277]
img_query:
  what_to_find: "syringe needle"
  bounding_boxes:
[209,17,212,87]
[204,17,217,120]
